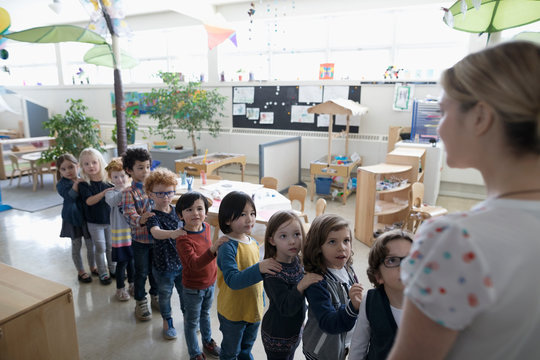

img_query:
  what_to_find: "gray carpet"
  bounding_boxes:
[0,174,62,212]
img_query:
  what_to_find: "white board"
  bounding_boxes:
[259,137,302,192]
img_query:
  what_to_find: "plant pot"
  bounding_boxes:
[238,75,242,81]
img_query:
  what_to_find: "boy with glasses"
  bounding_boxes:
[145,167,187,340]
[349,230,413,360]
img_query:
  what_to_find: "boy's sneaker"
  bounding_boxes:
[135,298,152,321]
[163,318,177,340]
[128,282,134,296]
[151,294,160,312]
[203,339,221,358]
[99,274,112,285]
[190,354,206,360]
[116,288,130,301]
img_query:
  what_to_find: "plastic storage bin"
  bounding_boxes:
[315,177,332,195]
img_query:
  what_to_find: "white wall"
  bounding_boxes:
[5,81,484,187]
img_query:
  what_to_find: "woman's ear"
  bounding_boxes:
[473,101,496,136]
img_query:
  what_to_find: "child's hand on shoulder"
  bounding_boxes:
[349,283,364,311]
[297,272,323,294]
[211,235,229,255]
[173,228,187,239]
[140,211,155,225]
[259,258,282,275]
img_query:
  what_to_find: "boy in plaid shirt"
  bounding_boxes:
[121,148,158,321]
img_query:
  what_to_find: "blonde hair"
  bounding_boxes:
[144,167,178,193]
[105,158,124,179]
[79,148,107,183]
[441,41,540,155]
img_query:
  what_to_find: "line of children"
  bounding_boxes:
[144,168,186,340]
[78,148,114,285]
[349,229,413,360]
[261,210,323,360]
[56,153,95,283]
[104,158,135,301]
[176,191,226,360]
[120,148,158,321]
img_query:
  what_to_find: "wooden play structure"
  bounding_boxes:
[307,99,367,205]
[175,153,246,181]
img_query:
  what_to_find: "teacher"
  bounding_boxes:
[388,41,540,359]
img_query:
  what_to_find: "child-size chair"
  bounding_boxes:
[288,185,309,223]
[8,154,33,187]
[407,182,448,233]
[261,176,278,190]
[315,198,327,217]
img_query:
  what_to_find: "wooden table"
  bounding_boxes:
[175,153,246,182]
[174,178,291,241]
[20,152,43,192]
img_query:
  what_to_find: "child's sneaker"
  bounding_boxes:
[128,282,134,296]
[190,354,206,360]
[135,298,152,321]
[151,294,160,312]
[163,318,177,340]
[99,273,112,285]
[203,339,221,358]
[116,288,130,301]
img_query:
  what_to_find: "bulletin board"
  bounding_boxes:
[232,85,361,133]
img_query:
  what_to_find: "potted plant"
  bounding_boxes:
[41,99,104,162]
[145,71,227,156]
[111,108,139,145]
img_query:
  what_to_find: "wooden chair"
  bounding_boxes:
[261,176,278,190]
[8,154,33,186]
[407,182,448,233]
[206,174,223,180]
[37,161,57,188]
[315,198,327,217]
[288,185,309,223]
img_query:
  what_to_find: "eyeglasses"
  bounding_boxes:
[382,256,406,268]
[152,191,176,198]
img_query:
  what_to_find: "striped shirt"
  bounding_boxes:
[121,182,153,244]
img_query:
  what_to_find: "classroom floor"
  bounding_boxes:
[0,171,480,360]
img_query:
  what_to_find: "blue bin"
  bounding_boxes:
[315,177,332,195]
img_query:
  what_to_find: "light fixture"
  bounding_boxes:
[49,0,62,15]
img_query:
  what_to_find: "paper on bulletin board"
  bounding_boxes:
[393,83,415,111]
[260,112,274,124]
[246,107,260,120]
[298,85,323,103]
[233,87,255,104]
[291,105,314,123]
[335,114,361,126]
[323,86,349,102]
[317,114,330,127]
[233,103,246,115]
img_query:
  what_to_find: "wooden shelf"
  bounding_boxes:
[377,182,411,194]
[375,200,409,216]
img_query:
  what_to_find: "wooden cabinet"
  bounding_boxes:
[0,263,79,360]
[0,137,55,180]
[310,155,362,205]
[386,146,426,184]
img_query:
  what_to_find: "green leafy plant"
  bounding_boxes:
[41,99,104,162]
[112,108,139,145]
[145,71,227,155]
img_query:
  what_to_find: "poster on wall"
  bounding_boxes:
[260,112,274,124]
[317,114,330,127]
[319,63,335,80]
[233,103,246,115]
[246,107,260,120]
[291,105,314,123]
[298,85,323,103]
[393,83,415,111]
[233,87,255,104]
[323,86,349,102]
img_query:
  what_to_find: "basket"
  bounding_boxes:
[315,177,332,195]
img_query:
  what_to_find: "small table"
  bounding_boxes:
[20,152,43,192]
[175,153,246,182]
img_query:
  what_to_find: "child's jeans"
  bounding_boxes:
[71,236,95,272]
[132,241,159,301]
[115,258,134,289]
[183,285,215,358]
[87,222,111,276]
[218,313,260,360]
[152,265,185,319]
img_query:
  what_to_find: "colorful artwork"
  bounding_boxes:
[319,63,334,80]
[111,91,153,117]
[204,24,237,50]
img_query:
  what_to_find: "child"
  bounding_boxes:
[216,191,282,360]
[145,167,186,340]
[78,148,114,285]
[176,191,228,360]
[302,213,363,360]
[121,147,157,321]
[105,158,135,301]
[349,229,413,360]
[56,153,95,283]
[262,210,323,360]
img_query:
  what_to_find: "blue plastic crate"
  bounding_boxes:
[315,177,332,195]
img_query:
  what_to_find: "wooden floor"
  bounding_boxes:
[0,171,481,360]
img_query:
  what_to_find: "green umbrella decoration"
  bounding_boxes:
[4,24,106,44]
[84,44,138,70]
[443,0,540,43]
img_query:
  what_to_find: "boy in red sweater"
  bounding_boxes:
[176,191,228,360]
